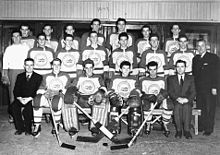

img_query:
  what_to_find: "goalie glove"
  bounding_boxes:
[108,90,123,107]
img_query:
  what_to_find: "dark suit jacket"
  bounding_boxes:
[167,74,196,105]
[13,72,42,99]
[192,52,219,93]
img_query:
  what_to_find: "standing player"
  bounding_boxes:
[109,32,138,76]
[139,34,168,77]
[135,25,151,62]
[164,24,181,60]
[106,18,134,52]
[27,33,55,75]
[20,24,37,50]
[42,24,59,53]
[58,23,81,50]
[168,35,195,75]
[80,18,105,50]
[56,34,81,82]
[78,31,109,76]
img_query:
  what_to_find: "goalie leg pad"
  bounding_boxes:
[90,100,109,132]
[127,107,142,135]
[109,106,121,134]
[62,104,80,131]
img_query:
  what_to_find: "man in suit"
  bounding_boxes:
[11,58,42,135]
[168,60,196,139]
[192,39,219,136]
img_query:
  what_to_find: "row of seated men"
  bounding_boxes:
[11,56,195,140]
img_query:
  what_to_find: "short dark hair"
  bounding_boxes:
[20,24,30,29]
[196,39,206,45]
[64,23,75,30]
[90,18,101,25]
[178,35,188,41]
[171,23,180,30]
[51,58,62,65]
[175,59,186,67]
[116,18,127,25]
[150,33,160,41]
[141,25,151,32]
[118,32,128,40]
[37,33,46,39]
[89,31,98,37]
[43,24,53,29]
[83,58,94,68]
[64,34,74,40]
[147,61,158,69]
[24,58,34,63]
[120,61,131,69]
[11,30,21,37]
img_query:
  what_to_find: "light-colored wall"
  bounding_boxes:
[0,0,220,22]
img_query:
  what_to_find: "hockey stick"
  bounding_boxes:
[76,106,130,143]
[110,102,158,150]
[47,98,76,150]
[73,101,115,141]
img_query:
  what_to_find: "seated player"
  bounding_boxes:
[108,61,141,135]
[140,61,173,137]
[32,58,71,138]
[63,59,109,136]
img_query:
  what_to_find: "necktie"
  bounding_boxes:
[26,75,30,81]
[180,76,184,86]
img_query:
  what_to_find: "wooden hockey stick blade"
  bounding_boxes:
[73,101,115,140]
[110,144,129,150]
[61,143,76,150]
[47,98,76,150]
[94,122,115,140]
[76,134,104,143]
[112,137,132,144]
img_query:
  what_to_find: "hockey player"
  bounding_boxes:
[58,23,81,50]
[109,32,138,76]
[139,34,168,77]
[27,33,55,75]
[20,24,37,50]
[63,59,109,136]
[168,35,195,75]
[56,34,81,82]
[42,24,59,53]
[140,61,173,137]
[108,61,140,134]
[106,18,134,52]
[135,25,151,62]
[164,24,181,60]
[78,31,109,76]
[32,58,71,138]
[80,18,105,50]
